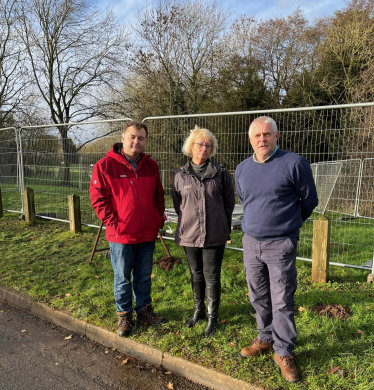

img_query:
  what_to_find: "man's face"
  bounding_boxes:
[249,123,278,163]
[121,126,147,160]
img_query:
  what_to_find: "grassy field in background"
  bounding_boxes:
[0,212,373,390]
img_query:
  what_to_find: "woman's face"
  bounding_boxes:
[191,137,213,165]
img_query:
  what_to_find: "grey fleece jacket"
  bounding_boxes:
[172,159,235,248]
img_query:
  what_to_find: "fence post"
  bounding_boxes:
[22,187,36,225]
[68,194,82,233]
[312,216,330,283]
[0,188,3,218]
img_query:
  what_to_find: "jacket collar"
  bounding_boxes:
[182,158,217,180]
[107,143,149,170]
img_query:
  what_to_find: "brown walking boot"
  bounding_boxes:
[240,338,274,357]
[117,312,133,337]
[274,352,299,383]
[136,303,168,325]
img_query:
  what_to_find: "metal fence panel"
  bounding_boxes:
[20,119,132,225]
[143,103,374,269]
[2,103,374,270]
[0,127,22,213]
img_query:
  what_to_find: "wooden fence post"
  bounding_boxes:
[312,216,330,283]
[68,194,82,233]
[22,187,36,225]
[0,188,3,218]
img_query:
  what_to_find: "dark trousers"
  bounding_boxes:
[184,245,226,284]
[243,234,298,356]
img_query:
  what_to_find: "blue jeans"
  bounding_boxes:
[109,241,155,314]
[243,234,298,356]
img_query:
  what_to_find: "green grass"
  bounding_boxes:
[0,212,373,389]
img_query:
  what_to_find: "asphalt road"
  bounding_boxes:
[0,300,208,390]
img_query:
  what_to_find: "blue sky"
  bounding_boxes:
[97,0,345,23]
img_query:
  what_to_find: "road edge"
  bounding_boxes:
[0,286,262,390]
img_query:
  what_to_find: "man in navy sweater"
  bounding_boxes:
[235,116,318,383]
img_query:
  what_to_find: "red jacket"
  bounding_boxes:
[90,143,165,244]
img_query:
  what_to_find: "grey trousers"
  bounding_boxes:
[242,234,298,356]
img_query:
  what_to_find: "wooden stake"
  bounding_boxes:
[22,188,36,225]
[68,194,82,233]
[312,216,330,283]
[0,188,3,218]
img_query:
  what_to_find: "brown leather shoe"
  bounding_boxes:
[136,304,168,325]
[240,338,274,357]
[117,312,133,337]
[274,352,299,383]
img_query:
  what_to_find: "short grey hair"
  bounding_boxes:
[248,116,278,137]
[182,125,218,157]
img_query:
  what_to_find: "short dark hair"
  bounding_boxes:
[123,121,148,137]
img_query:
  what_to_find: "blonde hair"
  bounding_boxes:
[182,125,218,157]
[248,116,278,136]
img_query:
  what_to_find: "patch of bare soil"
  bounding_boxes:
[313,303,352,320]
[153,256,181,271]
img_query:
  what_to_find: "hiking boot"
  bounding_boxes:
[274,352,299,383]
[136,303,168,325]
[117,312,133,337]
[240,338,274,357]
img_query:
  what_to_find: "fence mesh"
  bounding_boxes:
[1,104,374,269]
[20,119,131,225]
[0,127,22,212]
[143,104,374,268]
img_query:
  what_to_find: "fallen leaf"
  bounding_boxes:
[220,319,227,324]
[250,312,256,318]
[162,383,174,389]
[151,274,156,279]
[64,335,73,340]
[298,307,306,312]
[337,369,344,377]
[327,366,340,375]
[357,329,364,335]
[120,358,129,365]
[229,342,235,347]
[164,371,172,375]
[65,293,71,297]
[152,368,156,373]
[21,329,26,333]
[77,269,81,271]
[94,275,99,279]
[182,291,187,295]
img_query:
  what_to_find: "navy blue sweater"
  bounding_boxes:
[235,149,318,240]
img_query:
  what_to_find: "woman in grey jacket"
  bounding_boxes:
[172,126,235,337]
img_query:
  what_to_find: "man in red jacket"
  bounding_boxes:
[90,121,167,337]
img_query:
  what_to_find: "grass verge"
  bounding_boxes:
[0,212,373,390]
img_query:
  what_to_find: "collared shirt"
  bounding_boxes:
[253,145,279,164]
[121,148,140,171]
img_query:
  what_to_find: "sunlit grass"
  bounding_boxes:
[1,212,373,389]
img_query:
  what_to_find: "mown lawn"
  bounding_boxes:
[0,212,373,390]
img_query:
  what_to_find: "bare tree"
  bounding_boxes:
[127,0,230,118]
[250,9,320,106]
[16,0,128,185]
[319,0,374,104]
[0,0,29,127]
